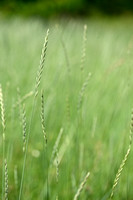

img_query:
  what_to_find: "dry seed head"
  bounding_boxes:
[74,171,90,200]
[5,159,8,200]
[0,84,6,140]
[110,109,133,199]
[41,92,47,145]
[35,29,49,97]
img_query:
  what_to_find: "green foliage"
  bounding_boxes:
[0,18,133,199]
[0,0,85,18]
[1,0,133,17]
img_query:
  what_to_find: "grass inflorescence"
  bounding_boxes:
[1,18,133,200]
[73,171,90,200]
[110,109,133,199]
[35,29,49,97]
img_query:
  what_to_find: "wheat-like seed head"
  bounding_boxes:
[56,148,59,183]
[17,88,27,152]
[22,104,26,153]
[5,159,8,200]
[0,84,6,141]
[41,91,47,145]
[80,24,87,74]
[73,171,90,200]
[35,29,49,97]
[110,109,133,199]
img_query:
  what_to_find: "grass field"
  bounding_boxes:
[0,17,133,200]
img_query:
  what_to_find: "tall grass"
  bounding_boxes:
[110,109,133,199]
[0,18,133,200]
[0,84,6,200]
[18,29,49,200]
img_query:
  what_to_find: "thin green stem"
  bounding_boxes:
[18,98,36,200]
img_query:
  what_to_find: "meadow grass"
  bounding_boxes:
[0,17,133,199]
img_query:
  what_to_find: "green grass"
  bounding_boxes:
[0,17,133,200]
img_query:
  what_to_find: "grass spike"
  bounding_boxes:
[35,29,49,97]
[0,84,6,140]
[41,91,49,200]
[19,30,49,200]
[77,72,91,112]
[56,148,59,183]
[110,109,133,199]
[22,104,27,152]
[73,171,90,200]
[80,24,87,76]
[17,88,27,152]
[5,159,8,200]
[41,91,47,145]
[0,84,6,200]
[51,127,63,165]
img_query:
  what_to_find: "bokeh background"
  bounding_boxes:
[1,1,133,200]
[1,0,133,18]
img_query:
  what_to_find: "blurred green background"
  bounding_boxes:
[1,0,133,18]
[1,0,133,200]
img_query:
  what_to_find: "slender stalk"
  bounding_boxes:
[50,127,63,165]
[0,84,6,200]
[110,109,133,199]
[18,29,49,200]
[18,98,36,200]
[77,72,91,113]
[41,91,49,200]
[14,165,19,198]
[4,159,8,200]
[55,148,59,200]
[22,104,27,153]
[80,24,87,81]
[73,171,90,200]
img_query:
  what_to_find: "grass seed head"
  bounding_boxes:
[35,29,49,97]
[0,84,6,140]
[5,159,8,200]
[110,109,133,199]
[74,171,90,200]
